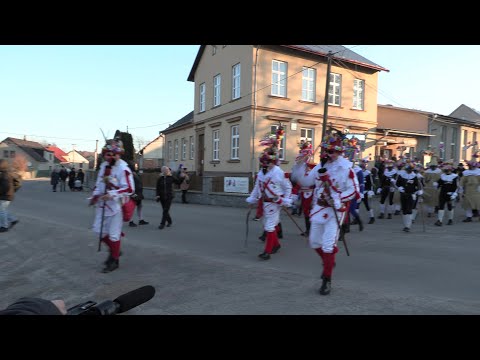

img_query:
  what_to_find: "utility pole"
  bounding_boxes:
[93,140,99,170]
[72,144,76,168]
[321,51,333,140]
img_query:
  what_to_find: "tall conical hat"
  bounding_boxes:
[259,124,284,166]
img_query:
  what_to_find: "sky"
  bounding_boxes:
[1,45,479,153]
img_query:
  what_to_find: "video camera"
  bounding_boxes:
[67,285,155,315]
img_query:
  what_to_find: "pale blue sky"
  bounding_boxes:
[1,45,478,152]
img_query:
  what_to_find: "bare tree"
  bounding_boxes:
[133,135,148,152]
[12,154,29,172]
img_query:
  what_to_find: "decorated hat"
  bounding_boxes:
[342,137,360,162]
[320,132,344,161]
[259,124,284,166]
[440,162,454,171]
[102,138,125,156]
[295,140,314,163]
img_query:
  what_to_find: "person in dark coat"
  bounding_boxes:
[50,168,60,192]
[155,166,181,229]
[68,167,76,191]
[128,162,149,227]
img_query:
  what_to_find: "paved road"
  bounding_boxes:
[1,179,479,314]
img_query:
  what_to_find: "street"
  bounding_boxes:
[1,179,480,314]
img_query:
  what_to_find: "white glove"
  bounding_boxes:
[447,192,452,196]
[390,178,396,184]
[246,196,258,205]
[368,190,375,197]
[359,192,364,199]
[411,194,417,201]
[398,186,405,193]
[376,188,382,195]
[450,192,458,200]
[433,182,438,188]
[390,187,395,193]
[281,197,293,207]
[416,190,423,196]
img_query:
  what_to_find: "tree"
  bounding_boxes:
[114,130,134,163]
[12,154,28,172]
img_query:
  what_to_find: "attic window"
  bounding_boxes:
[212,46,217,55]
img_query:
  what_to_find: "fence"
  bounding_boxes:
[84,170,254,208]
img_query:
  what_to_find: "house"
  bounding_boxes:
[0,137,55,177]
[377,104,480,165]
[163,45,388,177]
[63,150,90,170]
[45,145,70,165]
[78,151,96,169]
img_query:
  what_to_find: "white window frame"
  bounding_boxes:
[271,125,285,160]
[353,79,365,110]
[167,141,173,161]
[174,139,179,161]
[231,125,239,159]
[232,63,241,100]
[301,67,316,102]
[271,60,287,97]
[300,128,314,148]
[181,138,187,160]
[213,74,221,107]
[189,136,194,160]
[199,83,206,112]
[213,130,220,161]
[328,73,342,106]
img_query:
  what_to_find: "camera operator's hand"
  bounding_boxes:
[0,297,67,315]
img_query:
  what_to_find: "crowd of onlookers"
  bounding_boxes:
[50,166,85,192]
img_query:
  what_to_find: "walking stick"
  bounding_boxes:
[419,197,426,232]
[282,207,306,234]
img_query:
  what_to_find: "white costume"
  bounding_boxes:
[92,159,134,242]
[247,165,292,232]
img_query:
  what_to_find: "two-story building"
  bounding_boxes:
[162,45,388,177]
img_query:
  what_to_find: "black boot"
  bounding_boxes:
[358,218,364,232]
[277,223,283,239]
[319,277,331,295]
[378,213,384,219]
[368,217,375,224]
[102,257,119,273]
[258,231,266,242]
[258,252,271,260]
[463,217,473,222]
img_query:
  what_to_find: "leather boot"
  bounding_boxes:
[276,223,283,239]
[319,276,331,295]
[102,257,119,273]
[258,231,266,242]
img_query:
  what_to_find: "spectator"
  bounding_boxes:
[179,167,190,204]
[59,166,68,192]
[50,168,60,192]
[76,169,85,188]
[128,162,149,227]
[68,167,76,191]
[0,159,19,232]
[155,166,181,229]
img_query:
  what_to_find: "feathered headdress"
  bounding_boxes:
[102,138,124,156]
[342,137,360,162]
[259,124,284,166]
[295,140,314,163]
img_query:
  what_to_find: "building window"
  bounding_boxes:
[440,125,447,160]
[174,139,179,161]
[213,129,220,161]
[328,73,342,106]
[271,60,287,97]
[168,141,172,161]
[271,125,285,160]
[300,128,314,148]
[353,79,365,110]
[3,150,8,158]
[231,125,239,159]
[189,136,194,160]
[462,130,468,160]
[199,83,206,112]
[232,63,241,100]
[181,138,187,160]
[9,151,15,158]
[451,128,457,161]
[79,163,84,169]
[301,67,316,102]
[213,74,221,107]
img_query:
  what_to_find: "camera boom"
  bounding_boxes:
[67,285,156,315]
